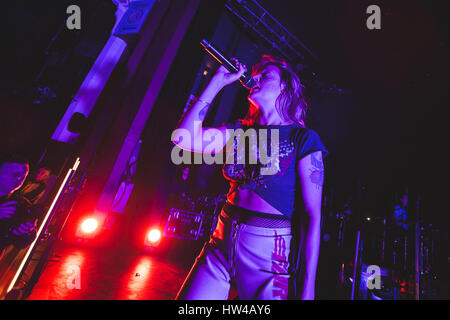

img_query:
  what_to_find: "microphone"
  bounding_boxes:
[200,39,256,89]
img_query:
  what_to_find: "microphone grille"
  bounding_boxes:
[241,76,256,89]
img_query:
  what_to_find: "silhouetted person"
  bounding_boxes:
[393,186,409,231]
[19,167,51,206]
[0,154,37,258]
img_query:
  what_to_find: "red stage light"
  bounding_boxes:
[80,218,99,234]
[147,229,161,243]
[145,229,162,247]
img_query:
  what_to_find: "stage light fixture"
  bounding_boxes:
[144,228,162,248]
[147,229,161,243]
[80,217,99,234]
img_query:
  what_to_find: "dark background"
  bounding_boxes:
[1,1,448,233]
[256,0,449,227]
[1,0,116,163]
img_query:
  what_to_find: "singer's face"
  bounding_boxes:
[248,65,284,110]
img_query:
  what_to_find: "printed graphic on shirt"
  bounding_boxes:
[223,128,296,190]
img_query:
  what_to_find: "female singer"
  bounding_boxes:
[173,55,327,300]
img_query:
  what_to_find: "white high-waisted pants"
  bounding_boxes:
[176,202,293,300]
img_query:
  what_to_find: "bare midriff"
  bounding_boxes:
[226,188,284,216]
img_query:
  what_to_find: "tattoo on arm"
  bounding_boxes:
[309,152,324,190]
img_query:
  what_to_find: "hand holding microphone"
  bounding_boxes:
[212,58,247,88]
[200,39,256,89]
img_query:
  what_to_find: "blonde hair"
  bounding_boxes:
[240,55,307,127]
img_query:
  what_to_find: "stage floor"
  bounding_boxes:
[26,242,192,300]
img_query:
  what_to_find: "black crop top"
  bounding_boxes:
[222,120,328,218]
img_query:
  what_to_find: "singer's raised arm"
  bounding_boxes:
[172,61,246,154]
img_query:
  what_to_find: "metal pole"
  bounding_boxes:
[381,218,386,265]
[351,230,361,300]
[414,197,421,300]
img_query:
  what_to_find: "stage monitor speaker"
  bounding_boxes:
[164,208,216,241]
